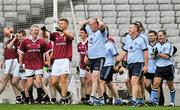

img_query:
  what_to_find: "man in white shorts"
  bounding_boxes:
[18,25,52,104]
[11,30,29,103]
[77,25,92,103]
[0,27,22,103]
[50,18,74,104]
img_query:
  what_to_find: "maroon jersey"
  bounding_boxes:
[77,39,88,69]
[50,32,73,61]
[18,37,51,70]
[4,37,19,60]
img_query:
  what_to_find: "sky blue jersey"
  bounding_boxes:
[85,25,107,59]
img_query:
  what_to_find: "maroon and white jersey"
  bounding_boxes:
[18,37,51,70]
[50,32,73,61]
[4,37,19,60]
[77,39,88,69]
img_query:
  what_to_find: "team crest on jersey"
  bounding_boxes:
[130,46,133,50]
[90,38,93,41]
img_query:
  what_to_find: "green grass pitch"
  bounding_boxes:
[0,104,180,110]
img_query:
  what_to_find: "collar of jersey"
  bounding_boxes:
[160,40,168,45]
[131,32,140,40]
[29,35,38,42]
[149,41,158,47]
[81,38,88,45]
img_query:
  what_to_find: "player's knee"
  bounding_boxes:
[152,81,160,88]
[11,80,18,87]
[60,78,67,85]
[51,79,58,86]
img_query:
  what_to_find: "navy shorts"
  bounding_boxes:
[144,72,154,80]
[127,62,144,79]
[155,65,174,80]
[89,57,105,73]
[100,66,114,82]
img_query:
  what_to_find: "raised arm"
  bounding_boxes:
[6,35,17,49]
[63,30,74,40]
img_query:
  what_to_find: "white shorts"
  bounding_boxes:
[51,58,70,76]
[25,69,43,77]
[79,68,86,78]
[13,64,27,79]
[4,58,18,74]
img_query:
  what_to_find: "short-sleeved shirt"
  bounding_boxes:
[155,41,173,67]
[147,42,159,73]
[122,32,148,47]
[18,37,51,70]
[85,25,107,59]
[4,37,19,60]
[123,34,148,64]
[104,39,119,66]
[50,32,73,61]
[77,39,88,69]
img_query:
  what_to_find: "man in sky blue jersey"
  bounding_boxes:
[144,31,159,94]
[79,18,107,105]
[99,29,122,105]
[117,23,148,106]
[121,22,148,105]
[148,30,176,106]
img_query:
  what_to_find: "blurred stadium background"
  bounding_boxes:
[0,0,180,105]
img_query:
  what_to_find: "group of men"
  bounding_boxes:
[0,17,177,107]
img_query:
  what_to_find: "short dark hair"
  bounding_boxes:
[17,29,26,36]
[59,18,69,25]
[80,24,87,34]
[148,30,158,36]
[158,30,167,36]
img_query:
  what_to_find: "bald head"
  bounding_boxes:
[89,18,99,32]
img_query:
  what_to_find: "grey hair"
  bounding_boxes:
[29,24,39,33]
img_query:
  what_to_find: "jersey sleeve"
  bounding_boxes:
[50,32,56,41]
[43,41,53,54]
[18,39,26,54]
[85,25,91,34]
[109,42,119,56]
[123,43,128,52]
[141,37,148,51]
[164,43,173,57]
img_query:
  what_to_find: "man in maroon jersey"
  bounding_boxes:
[11,29,29,103]
[50,18,74,104]
[18,25,52,103]
[0,27,24,103]
[77,26,92,103]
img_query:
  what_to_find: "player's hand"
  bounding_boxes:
[84,56,88,64]
[154,48,159,58]
[142,66,148,73]
[19,65,25,73]
[76,66,80,75]
[113,61,124,75]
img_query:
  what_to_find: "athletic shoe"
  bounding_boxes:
[114,98,122,105]
[127,100,136,106]
[15,100,21,104]
[168,102,175,107]
[99,97,105,105]
[67,91,73,104]
[59,98,68,105]
[87,96,99,106]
